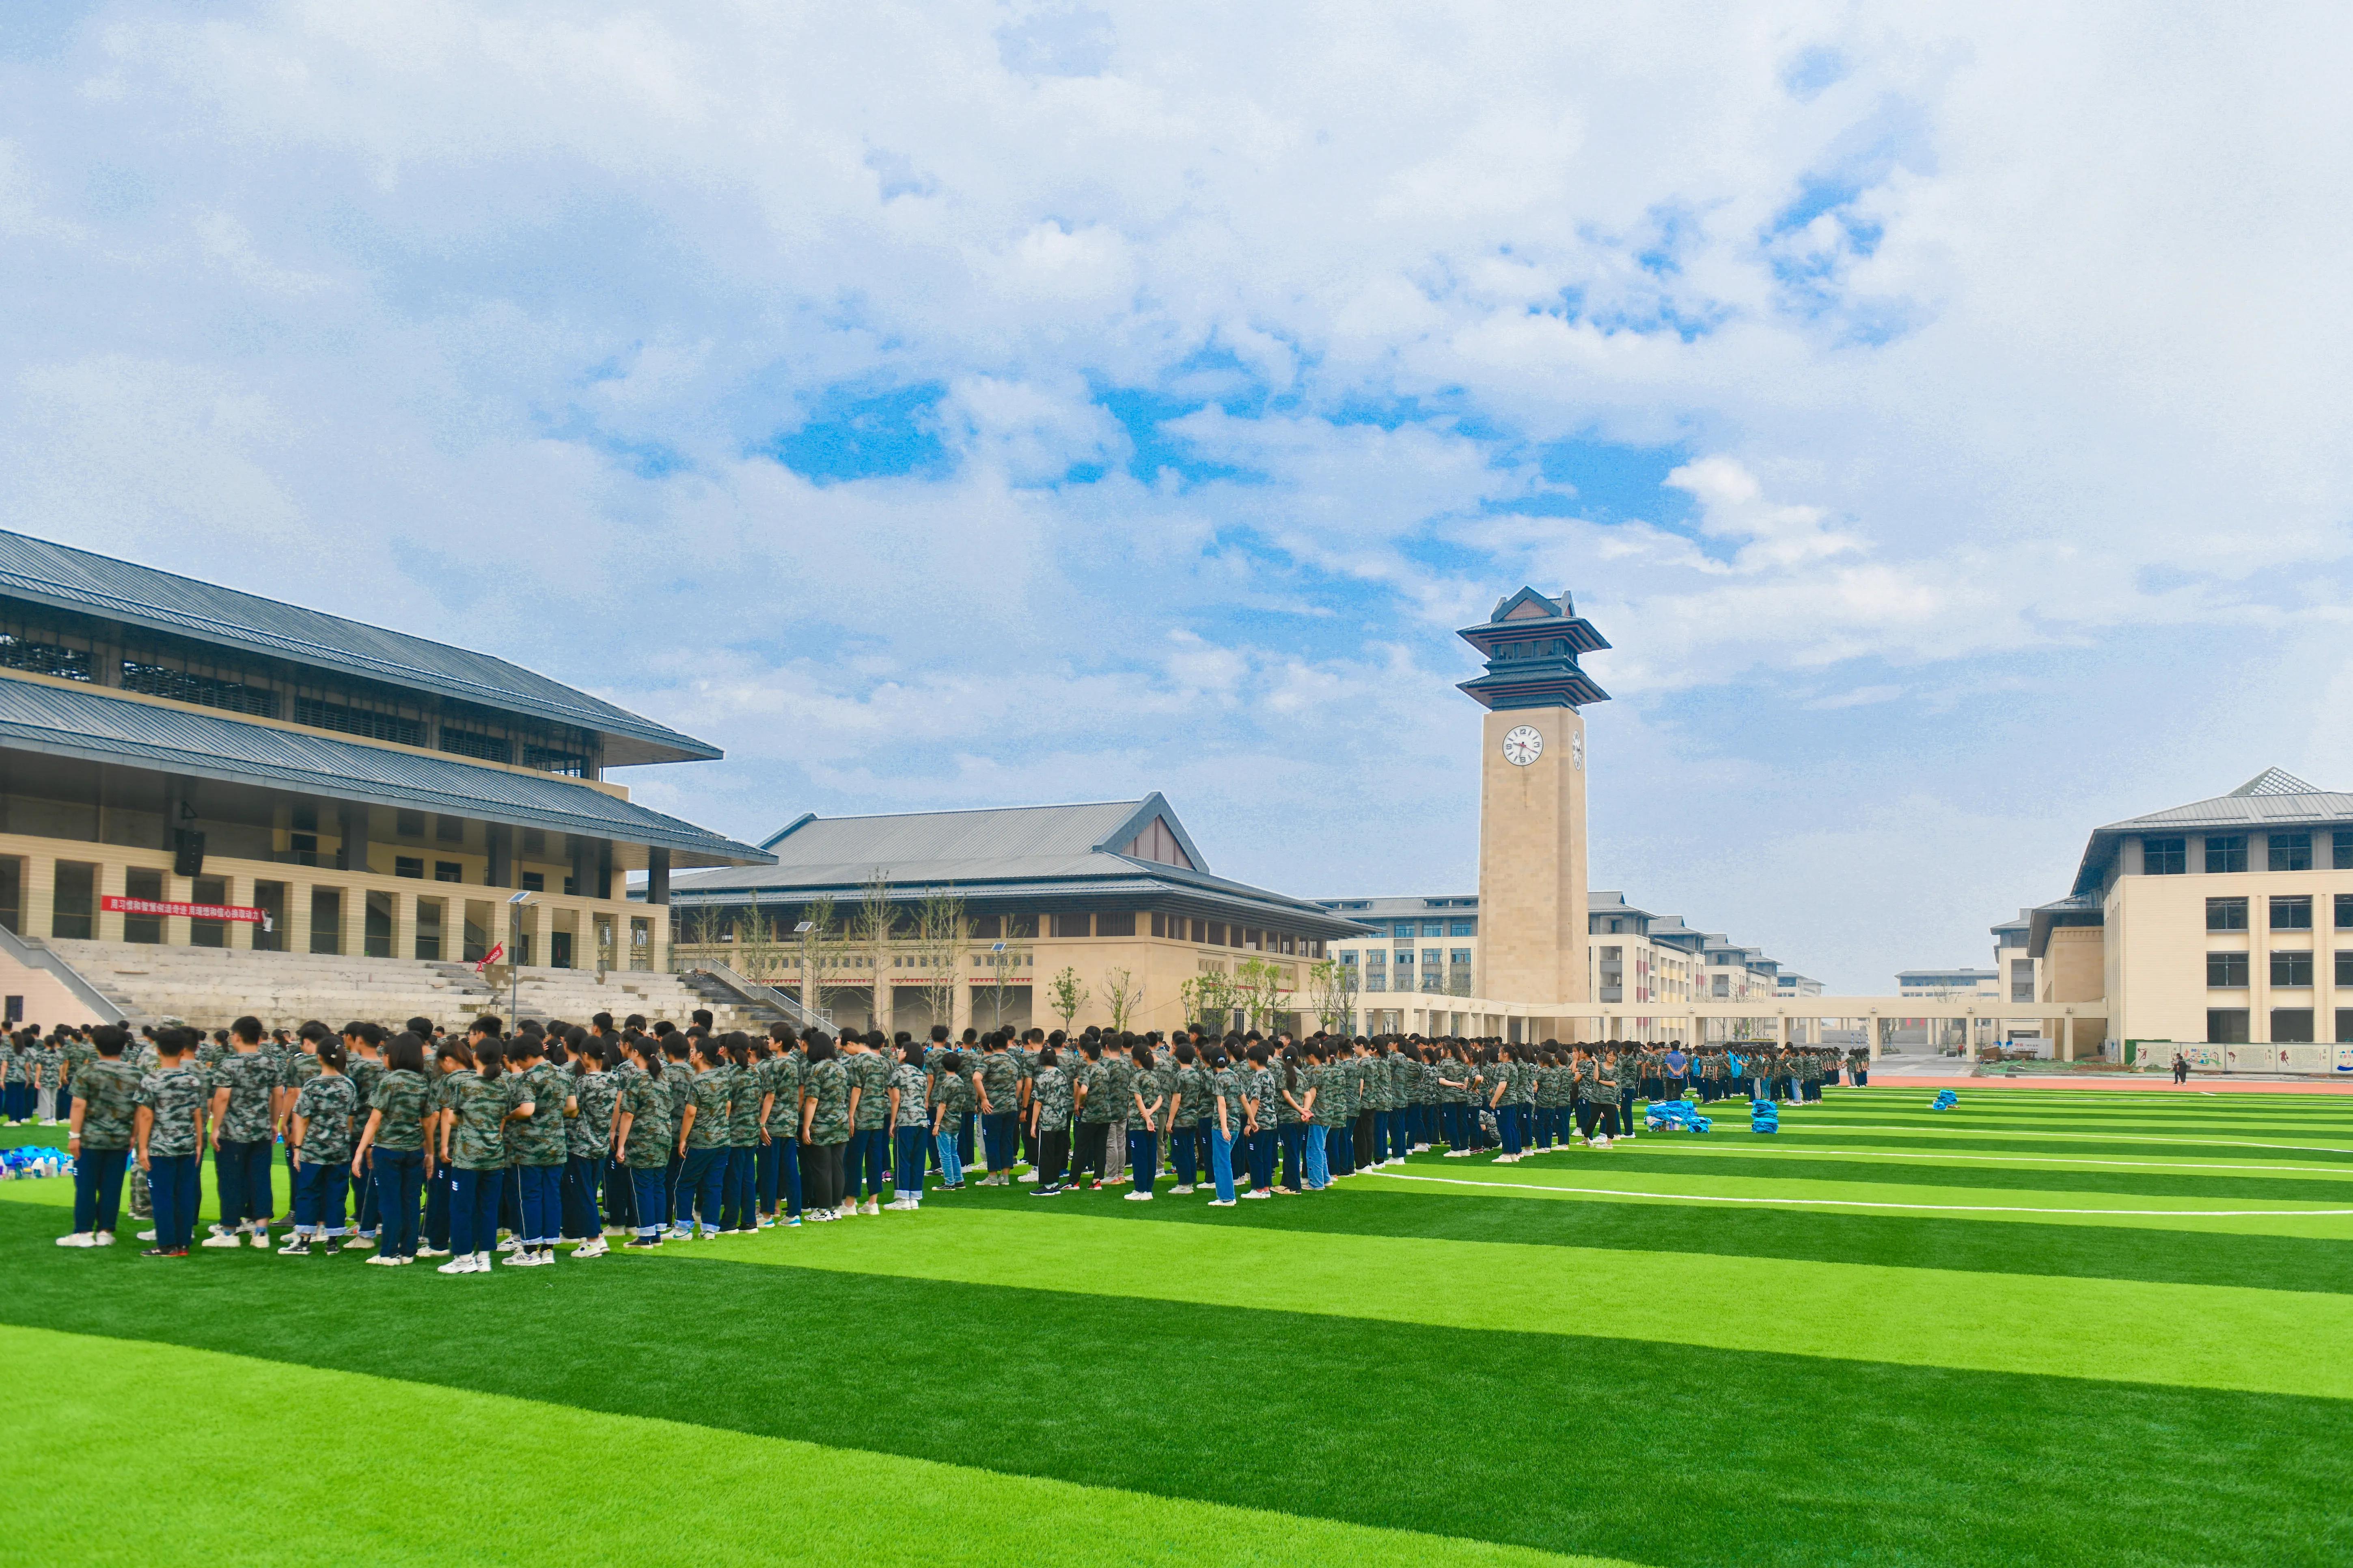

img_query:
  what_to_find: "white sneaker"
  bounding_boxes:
[1208,1198,1237,1207]
[200,1233,242,1249]
[503,1248,535,1265]
[436,1256,472,1274]
[366,1254,402,1266]
[416,1245,451,1258]
[55,1232,95,1248]
[1171,1185,1195,1194]
[345,1234,375,1250]
[249,1230,274,1248]
[861,1199,880,1216]
[138,1230,157,1242]
[1019,1170,1040,1182]
[1241,1190,1269,1200]
[1124,1191,1153,1201]
[496,1235,522,1253]
[93,1231,116,1246]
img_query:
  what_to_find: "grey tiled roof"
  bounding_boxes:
[0,528,718,765]
[2073,770,2351,891]
[0,676,768,864]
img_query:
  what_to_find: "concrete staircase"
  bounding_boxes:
[36,939,770,1034]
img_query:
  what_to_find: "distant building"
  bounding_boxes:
[1896,968,2000,1000]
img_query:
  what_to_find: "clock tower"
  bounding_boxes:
[1458,588,1611,1013]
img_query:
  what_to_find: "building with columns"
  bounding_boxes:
[0,529,767,1000]
[665,796,1365,1038]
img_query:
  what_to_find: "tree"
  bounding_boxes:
[797,894,842,1019]
[1103,966,1142,1032]
[1180,968,1235,1033]
[913,886,968,1039]
[1047,966,1089,1032]
[735,904,779,982]
[1305,957,1359,1034]
[980,940,1026,1030]
[855,868,894,1032]
[1231,956,1295,1032]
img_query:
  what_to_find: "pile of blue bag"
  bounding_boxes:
[1749,1098,1780,1134]
[1645,1099,1711,1133]
[1931,1089,1959,1111]
[0,1146,72,1179]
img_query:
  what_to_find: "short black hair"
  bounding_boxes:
[92,1024,127,1058]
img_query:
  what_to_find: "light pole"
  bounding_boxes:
[506,889,534,1028]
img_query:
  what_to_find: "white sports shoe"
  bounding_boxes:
[1019,1170,1040,1182]
[366,1254,402,1266]
[55,1232,95,1247]
[502,1249,535,1266]
[345,1234,375,1250]
[861,1199,880,1215]
[1208,1198,1237,1207]
[137,1230,157,1242]
[200,1233,242,1249]
[1171,1185,1195,1194]
[93,1231,116,1246]
[496,1235,522,1253]
[249,1230,274,1248]
[436,1256,472,1274]
[1124,1191,1153,1201]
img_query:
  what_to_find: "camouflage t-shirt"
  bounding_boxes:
[294,1074,360,1164]
[726,1064,763,1146]
[890,1062,929,1127]
[283,1049,324,1096]
[507,1062,569,1167]
[368,1068,434,1152]
[443,1070,509,1170]
[1030,1064,1072,1131]
[62,1038,96,1092]
[764,1055,803,1137]
[848,1050,893,1130]
[136,1065,209,1158]
[976,1051,1020,1116]
[74,1058,141,1150]
[1126,1064,1168,1133]
[348,1056,385,1116]
[213,1050,278,1144]
[617,1073,672,1168]
[683,1067,731,1150]
[803,1058,850,1145]
[1171,1065,1210,1128]
[569,1070,617,1159]
[1208,1066,1245,1133]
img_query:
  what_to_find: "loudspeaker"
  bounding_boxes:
[173,828,206,879]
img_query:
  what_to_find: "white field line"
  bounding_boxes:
[1765,1123,2353,1159]
[1366,1170,2353,1218]
[1626,1144,2353,1177]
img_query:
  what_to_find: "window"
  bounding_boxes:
[2336,951,2353,987]
[2269,832,2313,872]
[123,867,165,944]
[2206,897,2248,931]
[2340,894,2353,930]
[295,698,426,749]
[523,746,588,777]
[0,632,91,680]
[439,728,511,764]
[2207,952,2249,988]
[1206,922,1225,946]
[2272,1009,2315,1044]
[1449,919,1475,936]
[121,660,277,717]
[2010,958,2034,1003]
[1393,922,1416,939]
[2271,896,2313,930]
[415,898,444,962]
[251,881,286,952]
[1228,924,1245,949]
[395,856,424,879]
[1097,911,1137,937]
[2205,835,2247,873]
[1450,949,1471,966]
[51,861,95,940]
[1148,913,1165,938]
[1394,949,1415,965]
[1050,913,1091,938]
[2271,950,2312,987]
[1006,915,1037,939]
[2336,830,2353,871]
[1337,950,1358,965]
[2339,1009,2353,1044]
[364,890,394,959]
[310,888,342,955]
[434,861,463,883]
[1711,975,1729,997]
[2206,1009,2249,1045]
[189,875,226,948]
[395,810,426,838]
[436,815,464,843]
[1422,922,1443,937]
[2143,836,2187,874]
[520,871,544,892]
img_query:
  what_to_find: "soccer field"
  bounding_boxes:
[4,1084,2349,1567]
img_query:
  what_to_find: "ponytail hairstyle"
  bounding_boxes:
[1130,1042,1154,1070]
[436,1039,476,1073]
[475,1040,506,1081]
[316,1040,347,1072]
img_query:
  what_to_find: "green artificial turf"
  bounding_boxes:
[4,1083,2349,1566]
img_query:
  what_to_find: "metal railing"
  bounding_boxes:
[690,961,830,1030]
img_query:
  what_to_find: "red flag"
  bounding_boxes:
[474,942,505,975]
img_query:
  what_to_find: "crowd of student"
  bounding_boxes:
[14,1014,1865,1267]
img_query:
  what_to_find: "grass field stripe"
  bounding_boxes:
[0,1323,1633,1568]
[686,1209,2353,1398]
[1365,1170,2353,1216]
[1760,1123,2353,1156]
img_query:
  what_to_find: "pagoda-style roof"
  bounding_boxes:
[1456,587,1611,711]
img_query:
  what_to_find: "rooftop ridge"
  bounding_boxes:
[2228,767,2322,797]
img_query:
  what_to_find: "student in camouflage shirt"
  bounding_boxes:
[615,1038,675,1248]
[205,1017,280,1246]
[798,1036,851,1219]
[974,1037,1022,1185]
[844,1032,893,1214]
[354,1033,436,1264]
[341,1022,387,1245]
[500,1034,568,1262]
[58,1025,139,1247]
[759,1027,804,1225]
[926,1051,973,1191]
[720,1036,763,1233]
[437,1040,510,1273]
[284,1043,360,1254]
[1164,1042,1210,1194]
[563,1037,619,1255]
[886,1042,930,1209]
[1027,1047,1073,1193]
[134,1028,209,1256]
[673,1036,732,1238]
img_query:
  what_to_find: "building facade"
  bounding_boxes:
[666,796,1365,1038]
[0,529,765,999]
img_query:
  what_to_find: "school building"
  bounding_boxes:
[2007,766,2353,1069]
[663,797,1368,1039]
[0,529,771,1027]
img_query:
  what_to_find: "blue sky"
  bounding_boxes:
[4,3,2352,990]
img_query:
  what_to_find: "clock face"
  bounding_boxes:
[1501,724,1544,767]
